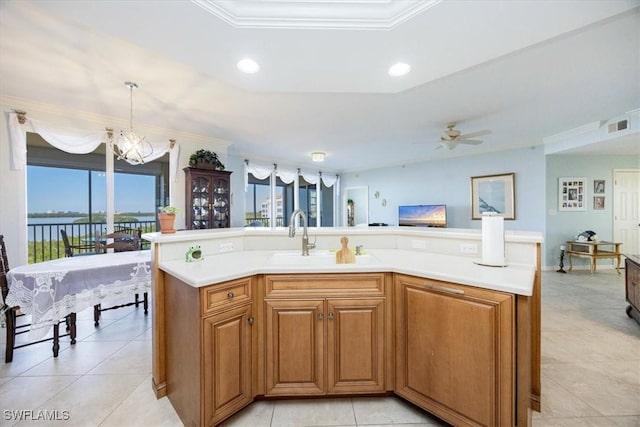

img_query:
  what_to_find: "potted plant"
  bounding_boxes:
[188,149,225,170]
[158,206,180,234]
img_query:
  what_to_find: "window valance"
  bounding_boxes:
[244,161,274,191]
[7,112,179,180]
[244,160,340,191]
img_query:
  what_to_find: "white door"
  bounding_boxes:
[614,169,640,256]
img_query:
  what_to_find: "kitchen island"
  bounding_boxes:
[144,227,542,426]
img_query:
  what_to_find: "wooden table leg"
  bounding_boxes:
[568,253,573,271]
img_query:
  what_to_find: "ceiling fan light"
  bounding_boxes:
[237,58,260,74]
[388,62,411,77]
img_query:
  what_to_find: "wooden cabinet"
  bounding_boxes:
[184,167,232,229]
[164,275,254,427]
[625,256,640,325]
[160,270,531,426]
[394,274,515,427]
[202,279,254,425]
[203,303,253,425]
[264,274,387,396]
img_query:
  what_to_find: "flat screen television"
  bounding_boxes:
[398,204,447,228]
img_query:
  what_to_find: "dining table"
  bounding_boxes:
[5,250,152,341]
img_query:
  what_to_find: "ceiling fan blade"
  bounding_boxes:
[459,140,483,145]
[458,129,491,140]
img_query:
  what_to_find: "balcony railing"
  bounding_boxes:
[28,220,156,264]
[244,216,285,227]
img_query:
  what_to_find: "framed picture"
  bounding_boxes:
[594,196,605,210]
[593,180,605,194]
[559,177,586,211]
[470,173,515,220]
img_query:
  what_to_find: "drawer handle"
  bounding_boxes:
[227,292,234,300]
[317,313,323,320]
[247,317,254,325]
[428,284,465,295]
[327,312,335,320]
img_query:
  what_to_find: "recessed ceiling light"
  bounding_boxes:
[237,58,260,74]
[388,62,411,77]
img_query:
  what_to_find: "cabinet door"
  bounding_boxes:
[203,304,253,426]
[395,275,514,427]
[189,174,213,229]
[212,175,231,228]
[265,299,324,395]
[326,298,385,394]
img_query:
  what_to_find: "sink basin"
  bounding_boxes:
[269,250,378,266]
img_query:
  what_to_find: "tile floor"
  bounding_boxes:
[1,269,638,426]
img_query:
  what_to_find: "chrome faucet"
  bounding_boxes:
[289,209,316,256]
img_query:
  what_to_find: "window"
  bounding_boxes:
[26,132,169,262]
[298,176,317,227]
[245,163,338,229]
[245,175,271,226]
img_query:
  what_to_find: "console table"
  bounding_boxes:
[566,240,622,274]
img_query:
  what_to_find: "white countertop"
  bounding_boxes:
[144,226,544,244]
[159,248,536,296]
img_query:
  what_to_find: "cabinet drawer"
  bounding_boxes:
[264,273,385,298]
[201,277,252,315]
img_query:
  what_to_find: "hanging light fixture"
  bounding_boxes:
[113,81,153,165]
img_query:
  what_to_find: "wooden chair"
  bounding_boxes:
[60,229,96,257]
[93,227,148,326]
[95,227,141,253]
[1,235,76,363]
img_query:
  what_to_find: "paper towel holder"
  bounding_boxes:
[475,212,508,267]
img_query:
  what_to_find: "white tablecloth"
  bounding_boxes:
[5,251,151,340]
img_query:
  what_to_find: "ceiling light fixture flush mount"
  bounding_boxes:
[311,152,326,162]
[388,62,411,77]
[113,81,153,165]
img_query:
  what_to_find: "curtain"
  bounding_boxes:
[300,170,320,185]
[7,112,179,178]
[275,167,297,184]
[244,161,274,191]
[321,174,338,188]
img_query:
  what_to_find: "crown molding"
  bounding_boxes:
[192,0,441,30]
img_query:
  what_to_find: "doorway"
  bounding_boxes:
[613,169,640,257]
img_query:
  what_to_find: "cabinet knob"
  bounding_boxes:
[227,292,234,299]
[327,312,335,320]
[247,316,254,325]
[317,313,324,320]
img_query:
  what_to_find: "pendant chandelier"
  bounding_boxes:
[113,81,153,165]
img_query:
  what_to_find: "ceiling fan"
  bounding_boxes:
[436,122,491,150]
